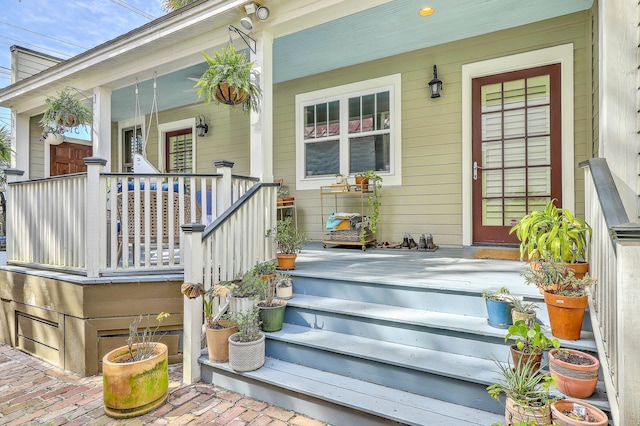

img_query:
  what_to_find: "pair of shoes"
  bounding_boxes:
[419,234,428,250]
[401,233,418,249]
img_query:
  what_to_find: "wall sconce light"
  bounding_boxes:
[428,65,443,98]
[196,115,208,137]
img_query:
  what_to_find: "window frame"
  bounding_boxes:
[295,74,402,190]
[158,118,198,173]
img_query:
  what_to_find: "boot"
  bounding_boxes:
[419,234,427,250]
[426,234,436,250]
[408,234,418,249]
[400,233,410,249]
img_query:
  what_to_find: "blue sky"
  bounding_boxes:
[0,0,169,130]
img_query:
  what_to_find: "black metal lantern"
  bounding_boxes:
[196,115,208,137]
[428,65,443,98]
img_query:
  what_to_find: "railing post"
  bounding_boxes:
[84,158,107,278]
[4,168,24,261]
[214,160,234,216]
[182,223,205,385]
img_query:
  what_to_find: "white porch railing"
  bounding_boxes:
[4,159,257,277]
[181,182,278,383]
[583,158,640,426]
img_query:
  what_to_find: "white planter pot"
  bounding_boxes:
[228,332,265,372]
[276,285,293,300]
[229,296,256,314]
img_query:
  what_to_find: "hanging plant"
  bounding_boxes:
[194,44,262,113]
[40,88,92,131]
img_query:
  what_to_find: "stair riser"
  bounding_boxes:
[265,339,503,414]
[293,276,490,316]
[284,307,511,360]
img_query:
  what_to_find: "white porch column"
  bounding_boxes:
[11,111,29,175]
[249,31,273,182]
[93,87,112,169]
[181,223,205,385]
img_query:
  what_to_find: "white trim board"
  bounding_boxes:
[461,44,575,246]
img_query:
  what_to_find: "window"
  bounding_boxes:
[165,129,193,173]
[122,126,142,172]
[296,74,402,190]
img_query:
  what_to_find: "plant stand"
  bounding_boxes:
[320,185,376,251]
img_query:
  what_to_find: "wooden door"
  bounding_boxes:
[50,142,93,176]
[472,64,562,244]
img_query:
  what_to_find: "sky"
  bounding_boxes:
[0,0,170,130]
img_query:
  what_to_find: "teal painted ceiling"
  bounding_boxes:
[111,0,593,120]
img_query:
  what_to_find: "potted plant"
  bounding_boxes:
[194,44,261,113]
[203,284,237,363]
[356,170,382,245]
[102,313,170,418]
[510,298,539,326]
[276,185,295,207]
[487,357,555,425]
[257,274,287,332]
[522,261,595,340]
[549,348,600,399]
[275,271,293,300]
[510,199,592,277]
[228,309,265,372]
[251,261,277,280]
[224,271,267,314]
[482,286,516,329]
[550,399,608,425]
[40,88,92,132]
[265,216,310,270]
[505,320,560,372]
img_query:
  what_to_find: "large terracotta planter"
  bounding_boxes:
[510,345,543,372]
[102,343,168,419]
[205,320,238,363]
[544,292,588,340]
[551,399,608,425]
[276,253,297,270]
[505,396,551,426]
[214,82,249,105]
[228,332,265,372]
[549,348,599,399]
[566,262,589,279]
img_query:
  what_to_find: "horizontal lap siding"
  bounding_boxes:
[273,12,590,246]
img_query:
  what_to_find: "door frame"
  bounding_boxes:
[461,44,575,246]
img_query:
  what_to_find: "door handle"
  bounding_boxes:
[473,161,482,180]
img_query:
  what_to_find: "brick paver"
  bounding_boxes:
[0,344,331,425]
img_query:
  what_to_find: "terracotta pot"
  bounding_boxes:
[505,396,551,426]
[510,344,543,372]
[355,176,369,192]
[549,348,599,399]
[214,82,249,105]
[550,399,608,425]
[205,320,238,363]
[228,332,265,372]
[278,197,295,206]
[276,253,297,270]
[544,292,588,340]
[566,262,589,279]
[102,343,168,419]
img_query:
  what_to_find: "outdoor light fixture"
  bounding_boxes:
[196,115,208,137]
[428,65,443,98]
[255,6,270,21]
[240,16,253,30]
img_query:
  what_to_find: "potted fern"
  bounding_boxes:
[40,88,92,137]
[194,44,262,113]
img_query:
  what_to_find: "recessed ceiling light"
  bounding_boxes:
[419,6,435,16]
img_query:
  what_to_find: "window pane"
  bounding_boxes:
[306,140,339,177]
[167,132,193,173]
[527,75,550,106]
[528,137,550,166]
[349,134,390,173]
[376,92,390,130]
[328,101,340,136]
[481,83,502,113]
[504,168,526,196]
[504,138,525,168]
[527,106,550,135]
[348,97,361,134]
[503,79,525,110]
[361,94,375,132]
[483,141,502,169]
[504,109,525,138]
[482,112,502,140]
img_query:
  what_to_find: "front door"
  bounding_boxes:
[472,64,562,244]
[50,142,93,176]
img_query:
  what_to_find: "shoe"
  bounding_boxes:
[419,234,427,250]
[408,234,418,249]
[400,233,410,249]
[425,234,437,250]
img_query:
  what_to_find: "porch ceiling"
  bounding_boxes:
[111,0,592,121]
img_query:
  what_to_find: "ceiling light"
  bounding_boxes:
[256,6,270,21]
[244,3,256,14]
[419,6,435,16]
[240,16,253,30]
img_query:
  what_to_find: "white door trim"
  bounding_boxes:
[461,44,574,246]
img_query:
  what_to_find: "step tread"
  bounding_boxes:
[201,356,503,425]
[286,294,597,352]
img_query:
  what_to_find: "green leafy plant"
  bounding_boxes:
[230,309,262,343]
[203,284,232,329]
[40,88,92,131]
[126,312,170,362]
[275,271,292,289]
[355,170,382,244]
[251,261,277,277]
[222,271,267,299]
[487,357,555,410]
[521,261,595,297]
[195,44,262,113]
[482,286,515,302]
[509,199,591,263]
[509,298,539,315]
[505,320,560,354]
[266,216,310,254]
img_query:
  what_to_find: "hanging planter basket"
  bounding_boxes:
[214,82,249,106]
